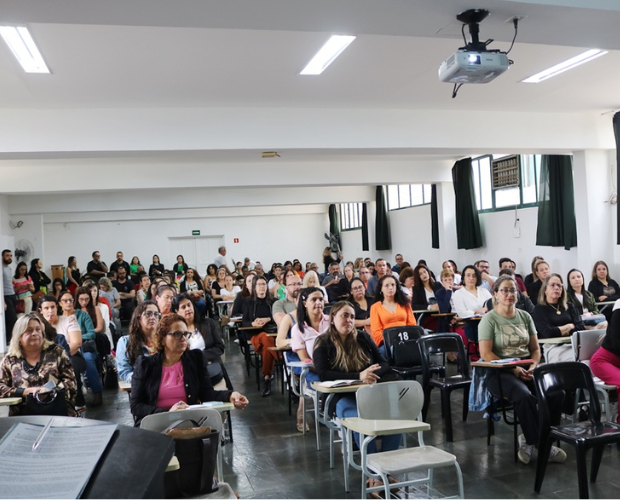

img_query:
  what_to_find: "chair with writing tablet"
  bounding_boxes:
[140,407,226,484]
[349,380,464,499]
[383,326,444,381]
[571,329,617,422]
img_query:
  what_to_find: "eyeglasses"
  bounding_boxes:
[548,283,563,289]
[287,282,302,287]
[167,331,191,340]
[498,288,517,295]
[360,271,370,275]
[143,310,162,319]
[60,298,74,303]
[351,286,365,292]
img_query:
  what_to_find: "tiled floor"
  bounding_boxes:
[86,334,620,499]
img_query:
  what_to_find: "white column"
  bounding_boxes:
[572,150,616,275]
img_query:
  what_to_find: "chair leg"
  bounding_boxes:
[454,461,465,499]
[575,444,590,499]
[422,387,432,421]
[591,444,605,483]
[442,389,454,442]
[534,435,553,493]
[462,387,469,421]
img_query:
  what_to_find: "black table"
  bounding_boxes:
[0,416,174,499]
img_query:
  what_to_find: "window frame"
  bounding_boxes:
[339,202,364,231]
[387,183,432,211]
[472,154,542,213]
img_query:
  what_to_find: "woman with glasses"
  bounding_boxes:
[479,276,566,465]
[171,293,230,390]
[130,313,249,427]
[532,274,585,363]
[58,289,103,407]
[116,301,161,383]
[369,274,416,350]
[241,275,278,396]
[349,277,374,335]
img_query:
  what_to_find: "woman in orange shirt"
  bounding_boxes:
[370,274,416,352]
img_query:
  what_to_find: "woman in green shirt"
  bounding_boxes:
[478,275,565,466]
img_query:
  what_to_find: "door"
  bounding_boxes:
[168,236,225,274]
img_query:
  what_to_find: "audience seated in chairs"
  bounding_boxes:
[410,263,442,331]
[129,313,248,427]
[112,267,135,321]
[0,313,77,416]
[532,274,585,363]
[478,275,566,465]
[116,300,160,384]
[179,268,208,317]
[484,269,534,315]
[349,277,374,335]
[452,265,492,345]
[98,277,122,334]
[303,270,328,303]
[241,274,278,396]
[155,284,176,316]
[566,268,608,330]
[370,274,416,354]
[313,301,402,491]
[526,260,551,306]
[171,293,231,390]
[588,260,620,321]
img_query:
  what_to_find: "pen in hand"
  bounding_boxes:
[32,418,54,451]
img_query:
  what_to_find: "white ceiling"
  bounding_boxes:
[0,0,618,199]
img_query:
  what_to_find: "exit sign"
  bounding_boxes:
[192,230,200,236]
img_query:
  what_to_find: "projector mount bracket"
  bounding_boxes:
[456,9,494,53]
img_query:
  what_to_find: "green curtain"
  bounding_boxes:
[536,155,577,250]
[361,203,369,251]
[452,158,483,249]
[614,113,620,244]
[328,204,341,250]
[375,186,391,250]
[430,184,439,249]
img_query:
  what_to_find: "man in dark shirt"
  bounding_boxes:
[110,251,131,276]
[86,250,108,279]
[112,267,135,320]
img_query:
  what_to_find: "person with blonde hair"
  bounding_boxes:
[0,313,77,416]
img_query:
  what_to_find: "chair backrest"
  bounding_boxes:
[356,380,425,421]
[140,408,223,434]
[571,329,606,362]
[533,362,602,429]
[382,325,426,367]
[418,333,469,382]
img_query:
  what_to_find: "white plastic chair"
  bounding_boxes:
[140,408,225,482]
[351,380,464,499]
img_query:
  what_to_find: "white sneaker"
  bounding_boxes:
[549,446,567,463]
[518,443,534,464]
[518,434,526,448]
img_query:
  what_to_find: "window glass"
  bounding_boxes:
[479,156,493,210]
[411,185,423,206]
[423,184,432,204]
[387,185,399,210]
[339,203,363,230]
[495,187,520,208]
[398,185,411,208]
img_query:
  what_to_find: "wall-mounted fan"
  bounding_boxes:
[14,239,34,264]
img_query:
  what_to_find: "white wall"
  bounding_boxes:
[43,212,329,276]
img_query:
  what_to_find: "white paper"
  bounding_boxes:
[0,422,117,499]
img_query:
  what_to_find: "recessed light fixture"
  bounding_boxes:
[300,35,356,75]
[0,26,50,73]
[521,48,607,83]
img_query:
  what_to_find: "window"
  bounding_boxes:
[340,202,363,230]
[387,184,432,210]
[472,154,542,211]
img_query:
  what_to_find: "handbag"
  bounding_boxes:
[31,289,45,303]
[206,361,224,386]
[162,419,220,497]
[23,389,69,416]
[15,300,25,314]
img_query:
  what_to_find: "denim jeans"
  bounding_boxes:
[335,395,401,453]
[83,350,103,394]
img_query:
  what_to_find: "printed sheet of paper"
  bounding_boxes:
[0,421,117,499]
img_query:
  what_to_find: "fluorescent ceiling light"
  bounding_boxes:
[300,35,356,75]
[521,49,607,83]
[0,26,49,73]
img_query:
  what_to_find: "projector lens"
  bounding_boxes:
[468,54,481,64]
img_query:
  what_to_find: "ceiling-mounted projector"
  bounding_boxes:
[439,9,516,90]
[439,50,509,84]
